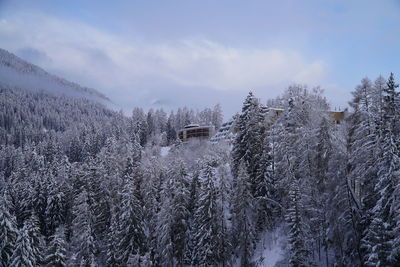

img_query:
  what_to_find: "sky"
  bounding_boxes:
[0,0,399,118]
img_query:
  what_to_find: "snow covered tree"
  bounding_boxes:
[231,161,256,266]
[308,116,332,266]
[362,73,400,266]
[10,225,36,267]
[25,213,44,265]
[286,178,311,267]
[362,216,387,266]
[86,161,111,243]
[140,156,165,266]
[232,92,265,182]
[45,179,66,237]
[0,190,18,266]
[117,179,146,265]
[30,172,49,236]
[232,92,271,233]
[212,103,224,129]
[191,161,222,265]
[156,159,190,266]
[105,211,120,267]
[342,78,380,265]
[132,107,149,146]
[44,227,67,267]
[255,128,276,232]
[71,189,97,266]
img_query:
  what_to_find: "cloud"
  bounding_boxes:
[16,47,52,66]
[151,40,327,90]
[0,11,328,115]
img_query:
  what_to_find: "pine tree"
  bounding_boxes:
[0,190,18,266]
[328,147,362,266]
[45,180,66,237]
[86,161,111,243]
[216,164,234,266]
[232,92,269,233]
[232,92,265,182]
[156,159,190,266]
[363,73,400,266]
[25,213,44,265]
[231,161,256,266]
[31,173,49,235]
[117,179,145,265]
[44,227,67,267]
[212,103,224,129]
[308,116,332,266]
[10,225,36,267]
[255,129,276,232]
[362,216,386,266]
[105,211,119,267]
[392,204,400,263]
[343,78,382,264]
[286,178,310,267]
[72,189,97,266]
[192,161,221,266]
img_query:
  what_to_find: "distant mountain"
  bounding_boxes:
[0,48,110,102]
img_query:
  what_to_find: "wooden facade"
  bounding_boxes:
[178,125,215,142]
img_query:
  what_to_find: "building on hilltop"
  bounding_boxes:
[178,124,215,142]
[328,110,346,124]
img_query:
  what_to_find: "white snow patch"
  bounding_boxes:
[252,226,285,267]
[160,146,171,157]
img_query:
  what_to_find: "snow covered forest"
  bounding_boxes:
[1,72,400,267]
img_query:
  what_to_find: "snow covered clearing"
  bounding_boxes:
[160,146,171,157]
[252,227,286,267]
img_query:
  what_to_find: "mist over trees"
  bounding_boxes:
[0,73,399,266]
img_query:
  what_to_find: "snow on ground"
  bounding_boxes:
[252,226,286,267]
[160,146,171,157]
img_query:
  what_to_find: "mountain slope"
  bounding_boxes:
[0,48,110,102]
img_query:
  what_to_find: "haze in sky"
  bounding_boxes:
[1,0,399,117]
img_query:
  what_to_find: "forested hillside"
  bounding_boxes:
[0,48,110,102]
[0,73,399,266]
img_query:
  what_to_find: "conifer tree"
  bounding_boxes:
[105,211,120,267]
[286,178,310,267]
[0,190,18,266]
[44,227,67,267]
[141,156,165,266]
[10,225,36,267]
[232,92,265,183]
[362,216,386,266]
[309,116,332,266]
[156,159,190,266]
[86,161,111,243]
[232,92,270,232]
[231,161,256,266]
[117,179,145,265]
[363,73,400,266]
[72,189,97,266]
[25,212,44,265]
[255,130,276,231]
[45,180,66,237]
[192,161,221,266]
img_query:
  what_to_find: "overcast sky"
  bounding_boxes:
[1,0,399,118]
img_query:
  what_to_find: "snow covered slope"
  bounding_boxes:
[252,227,286,267]
[0,48,110,102]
